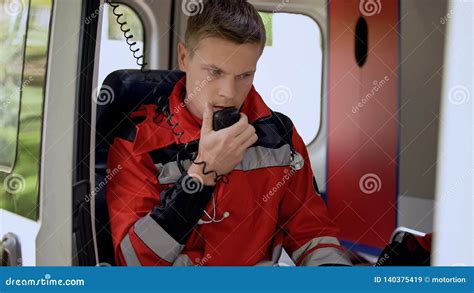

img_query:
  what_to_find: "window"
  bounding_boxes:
[98,4,145,87]
[0,0,29,172]
[254,12,323,145]
[0,0,52,220]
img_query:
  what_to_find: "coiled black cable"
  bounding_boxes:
[106,1,156,81]
[156,102,229,184]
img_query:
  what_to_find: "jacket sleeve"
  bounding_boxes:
[278,127,352,266]
[105,137,213,266]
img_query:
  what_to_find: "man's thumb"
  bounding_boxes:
[201,102,213,133]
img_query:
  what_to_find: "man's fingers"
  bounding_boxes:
[201,102,214,134]
[239,133,258,151]
[221,113,249,136]
[235,125,256,145]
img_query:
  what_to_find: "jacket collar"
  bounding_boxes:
[168,76,272,145]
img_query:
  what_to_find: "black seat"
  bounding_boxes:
[95,69,185,265]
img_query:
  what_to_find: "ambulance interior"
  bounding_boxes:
[0,0,471,266]
[86,0,472,266]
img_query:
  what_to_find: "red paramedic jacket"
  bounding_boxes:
[106,77,351,266]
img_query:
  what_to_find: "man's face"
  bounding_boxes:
[178,37,262,119]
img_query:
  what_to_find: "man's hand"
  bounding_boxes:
[187,102,258,186]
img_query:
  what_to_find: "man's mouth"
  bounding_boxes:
[212,106,229,112]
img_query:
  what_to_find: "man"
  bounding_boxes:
[106,0,351,266]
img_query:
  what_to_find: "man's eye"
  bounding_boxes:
[209,69,221,77]
[239,73,251,79]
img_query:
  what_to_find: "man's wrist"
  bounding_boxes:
[188,163,216,186]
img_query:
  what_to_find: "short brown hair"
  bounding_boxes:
[184,0,266,54]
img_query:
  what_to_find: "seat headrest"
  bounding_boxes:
[95,69,185,149]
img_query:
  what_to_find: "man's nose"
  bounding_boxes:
[218,76,237,100]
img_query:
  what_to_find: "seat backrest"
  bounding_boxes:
[94,69,185,265]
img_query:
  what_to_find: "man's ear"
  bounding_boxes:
[177,42,188,72]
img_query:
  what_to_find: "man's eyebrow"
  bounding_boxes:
[203,64,255,76]
[239,69,256,75]
[203,64,227,74]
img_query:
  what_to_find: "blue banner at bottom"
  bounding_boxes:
[0,267,473,292]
